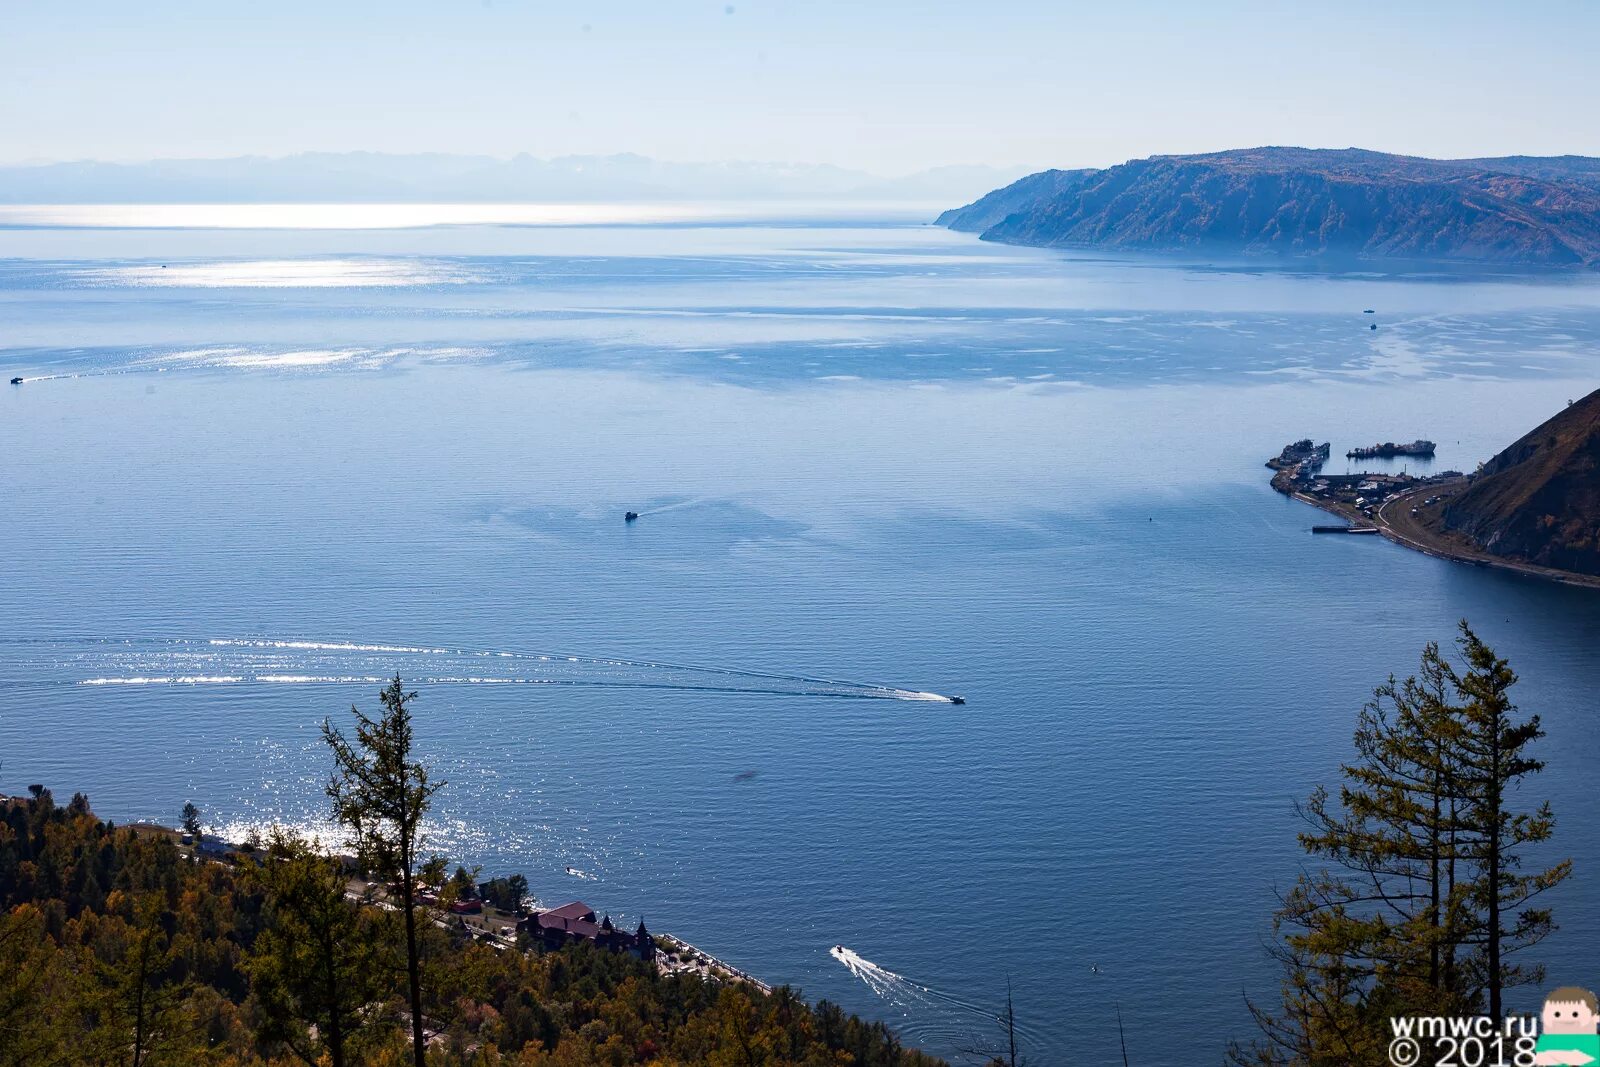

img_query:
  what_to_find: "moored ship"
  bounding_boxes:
[1346,440,1436,459]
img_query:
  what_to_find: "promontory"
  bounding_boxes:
[941,147,1600,268]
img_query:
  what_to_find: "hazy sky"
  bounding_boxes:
[5,0,1598,172]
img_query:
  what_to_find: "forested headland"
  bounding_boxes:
[0,679,946,1067]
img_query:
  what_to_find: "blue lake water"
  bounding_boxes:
[4,206,1600,1062]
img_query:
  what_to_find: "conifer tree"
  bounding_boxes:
[97,897,195,1067]
[1234,622,1569,1066]
[247,829,390,1067]
[0,904,73,1067]
[323,676,444,1067]
[1444,624,1568,1019]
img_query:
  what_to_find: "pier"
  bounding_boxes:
[1268,436,1461,526]
[1263,436,1600,589]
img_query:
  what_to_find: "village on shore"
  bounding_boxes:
[1266,437,1461,529]
[1265,432,1600,589]
[127,819,772,1005]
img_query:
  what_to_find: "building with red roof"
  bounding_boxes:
[518,901,654,961]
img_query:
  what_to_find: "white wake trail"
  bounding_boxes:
[830,946,938,1009]
[829,945,1051,1045]
[0,635,966,704]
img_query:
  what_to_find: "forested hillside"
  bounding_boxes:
[0,787,943,1066]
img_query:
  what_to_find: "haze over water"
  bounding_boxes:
[5,204,1600,1061]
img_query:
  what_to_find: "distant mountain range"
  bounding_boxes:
[0,152,1030,204]
[1439,388,1600,575]
[940,148,1600,267]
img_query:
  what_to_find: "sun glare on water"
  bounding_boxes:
[83,258,473,288]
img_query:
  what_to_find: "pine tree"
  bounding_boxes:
[1443,623,1569,1018]
[1234,623,1570,1065]
[247,829,391,1067]
[507,872,529,912]
[96,897,195,1067]
[0,904,71,1067]
[323,676,444,1067]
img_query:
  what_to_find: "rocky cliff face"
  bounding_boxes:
[1439,389,1600,574]
[942,148,1600,267]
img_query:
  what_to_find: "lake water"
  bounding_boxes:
[4,205,1600,1063]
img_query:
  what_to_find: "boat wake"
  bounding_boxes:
[0,636,962,704]
[829,945,1049,1047]
[830,945,934,1008]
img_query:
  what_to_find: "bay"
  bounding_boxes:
[4,206,1600,1061]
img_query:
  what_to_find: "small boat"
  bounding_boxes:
[1363,309,1375,314]
[949,695,966,705]
[624,511,639,522]
[8,377,21,385]
[1369,323,1378,330]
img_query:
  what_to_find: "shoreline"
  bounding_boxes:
[1373,485,1600,590]
[128,820,776,995]
[1270,461,1600,590]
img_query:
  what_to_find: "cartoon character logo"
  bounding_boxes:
[1536,987,1600,1066]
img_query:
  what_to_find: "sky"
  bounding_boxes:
[3,0,1599,173]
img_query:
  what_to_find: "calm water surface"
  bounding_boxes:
[4,206,1600,1062]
